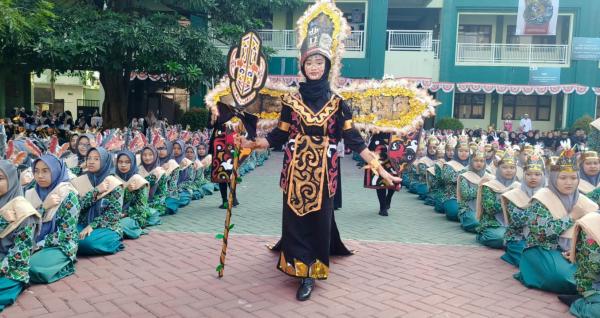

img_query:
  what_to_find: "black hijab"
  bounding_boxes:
[298,55,332,112]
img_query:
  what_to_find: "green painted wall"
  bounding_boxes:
[438,0,600,127]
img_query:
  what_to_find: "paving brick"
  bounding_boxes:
[2,153,573,317]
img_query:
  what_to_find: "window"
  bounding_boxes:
[507,25,557,45]
[458,25,492,44]
[454,93,486,119]
[502,95,551,121]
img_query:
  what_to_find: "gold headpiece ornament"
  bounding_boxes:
[580,147,599,163]
[498,142,517,166]
[297,0,349,87]
[455,130,469,151]
[417,133,426,151]
[446,135,458,150]
[551,140,578,172]
[427,135,440,147]
[469,139,478,153]
[524,145,545,172]
[473,141,486,160]
[522,143,534,155]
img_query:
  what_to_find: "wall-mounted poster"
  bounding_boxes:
[516,0,559,35]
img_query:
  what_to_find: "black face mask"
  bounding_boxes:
[298,55,332,112]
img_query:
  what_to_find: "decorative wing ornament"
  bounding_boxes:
[207,75,439,136]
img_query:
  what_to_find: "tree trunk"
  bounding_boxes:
[100,69,129,128]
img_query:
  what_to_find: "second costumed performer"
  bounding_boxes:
[239,1,400,301]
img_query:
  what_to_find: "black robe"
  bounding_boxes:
[266,92,365,280]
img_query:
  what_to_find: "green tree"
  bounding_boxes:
[0,0,54,54]
[15,0,300,127]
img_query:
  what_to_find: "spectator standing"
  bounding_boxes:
[503,114,513,132]
[520,113,532,132]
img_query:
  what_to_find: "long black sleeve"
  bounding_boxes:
[266,105,292,150]
[340,100,367,154]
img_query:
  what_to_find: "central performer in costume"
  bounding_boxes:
[239,1,400,301]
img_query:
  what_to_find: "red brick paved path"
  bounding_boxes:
[3,232,571,318]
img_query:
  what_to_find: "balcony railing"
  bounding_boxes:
[77,99,100,108]
[387,30,433,51]
[256,30,296,50]
[345,31,365,51]
[432,40,440,59]
[214,30,365,52]
[456,43,570,65]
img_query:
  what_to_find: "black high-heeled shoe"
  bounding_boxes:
[296,278,315,301]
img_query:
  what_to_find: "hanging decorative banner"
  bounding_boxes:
[548,85,563,95]
[593,87,600,96]
[456,83,470,93]
[516,0,559,35]
[129,71,172,82]
[521,86,536,95]
[453,82,590,96]
[413,81,454,93]
[482,84,496,94]
[440,83,455,93]
[508,85,522,95]
[534,86,549,95]
[561,84,576,94]
[574,85,589,95]
[496,85,509,94]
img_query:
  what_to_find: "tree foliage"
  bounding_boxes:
[3,0,302,126]
[0,0,55,65]
[435,117,464,131]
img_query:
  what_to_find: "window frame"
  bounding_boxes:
[502,95,552,121]
[506,25,557,45]
[454,93,486,120]
[458,24,493,44]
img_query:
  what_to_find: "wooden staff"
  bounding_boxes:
[217,146,241,278]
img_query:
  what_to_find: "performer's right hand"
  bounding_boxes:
[237,136,267,150]
[234,135,246,148]
[378,166,401,186]
[211,110,218,125]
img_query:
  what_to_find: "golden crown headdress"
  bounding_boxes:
[551,140,577,172]
[579,146,599,163]
[522,143,534,155]
[473,140,487,160]
[427,135,440,147]
[498,142,517,166]
[524,145,545,172]
[297,0,349,87]
[446,135,458,150]
[456,130,469,150]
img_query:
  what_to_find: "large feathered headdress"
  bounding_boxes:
[296,0,350,89]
